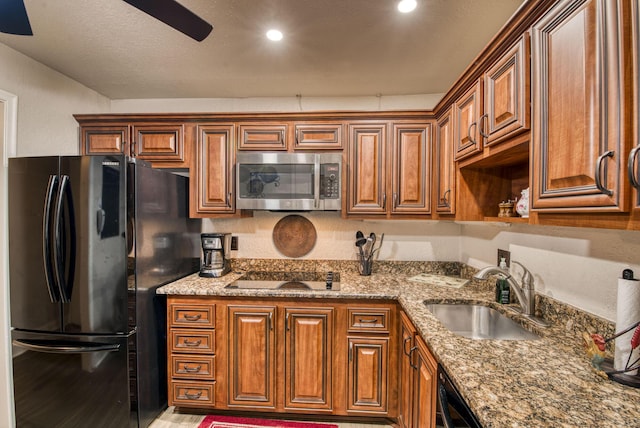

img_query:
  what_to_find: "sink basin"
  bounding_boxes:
[424,303,540,340]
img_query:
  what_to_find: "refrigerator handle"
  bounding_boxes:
[52,175,76,303]
[42,175,60,303]
[12,339,120,354]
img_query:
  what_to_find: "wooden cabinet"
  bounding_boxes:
[391,123,432,215]
[347,123,388,214]
[398,312,417,428]
[238,123,289,151]
[347,122,432,217]
[294,123,344,150]
[78,121,191,168]
[284,307,333,411]
[227,305,277,408]
[346,305,396,416]
[631,0,640,210]
[531,0,628,212]
[434,108,456,215]
[482,33,530,147]
[167,300,217,408]
[413,335,437,428]
[398,311,437,428]
[191,124,236,217]
[453,80,483,161]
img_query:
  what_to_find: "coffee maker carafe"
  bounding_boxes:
[199,233,231,277]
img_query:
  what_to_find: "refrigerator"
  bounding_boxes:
[8,155,202,428]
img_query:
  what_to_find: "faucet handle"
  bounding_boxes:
[511,260,533,288]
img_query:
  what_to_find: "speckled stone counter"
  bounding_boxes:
[158,261,640,427]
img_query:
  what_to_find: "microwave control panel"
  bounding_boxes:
[320,163,340,199]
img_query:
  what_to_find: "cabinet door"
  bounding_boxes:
[192,125,235,216]
[391,123,431,214]
[131,123,187,166]
[435,108,456,214]
[453,81,483,161]
[483,33,530,146]
[398,313,416,428]
[238,123,288,150]
[531,0,627,211]
[413,336,436,428]
[284,307,333,411]
[347,123,387,214]
[294,123,343,150]
[631,0,640,209]
[80,125,129,155]
[347,337,388,413]
[228,306,276,408]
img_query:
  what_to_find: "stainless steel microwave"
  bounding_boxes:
[236,152,342,211]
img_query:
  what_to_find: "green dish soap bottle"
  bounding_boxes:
[498,257,510,304]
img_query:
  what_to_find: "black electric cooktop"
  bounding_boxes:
[225,271,340,291]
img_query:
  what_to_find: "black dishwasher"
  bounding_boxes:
[436,364,482,428]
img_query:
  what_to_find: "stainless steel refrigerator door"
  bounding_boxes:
[11,330,134,428]
[60,156,129,335]
[9,157,63,332]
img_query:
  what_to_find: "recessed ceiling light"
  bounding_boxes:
[266,29,283,41]
[397,0,417,13]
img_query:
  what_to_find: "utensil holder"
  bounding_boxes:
[359,256,372,276]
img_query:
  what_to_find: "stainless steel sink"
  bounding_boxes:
[424,303,540,340]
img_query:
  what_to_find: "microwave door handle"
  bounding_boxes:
[43,175,60,303]
[314,156,321,209]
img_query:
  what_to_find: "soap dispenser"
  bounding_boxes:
[498,257,510,304]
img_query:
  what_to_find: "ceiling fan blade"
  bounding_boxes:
[122,0,212,42]
[0,0,33,35]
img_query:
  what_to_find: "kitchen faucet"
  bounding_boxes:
[474,261,550,328]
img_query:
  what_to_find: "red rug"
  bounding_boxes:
[198,415,338,428]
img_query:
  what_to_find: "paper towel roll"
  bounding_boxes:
[615,277,640,374]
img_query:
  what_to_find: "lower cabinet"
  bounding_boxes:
[399,311,437,428]
[167,296,398,420]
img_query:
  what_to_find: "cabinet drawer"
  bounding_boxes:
[347,308,390,333]
[171,355,216,380]
[170,304,215,328]
[171,329,215,354]
[171,381,215,407]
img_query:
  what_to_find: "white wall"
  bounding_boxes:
[0,43,110,156]
[460,223,640,322]
[110,93,444,113]
[203,212,461,261]
[0,42,112,427]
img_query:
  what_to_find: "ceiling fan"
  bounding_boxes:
[0,0,213,41]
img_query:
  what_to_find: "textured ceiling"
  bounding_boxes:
[0,0,525,99]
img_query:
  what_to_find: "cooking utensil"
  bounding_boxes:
[355,231,367,258]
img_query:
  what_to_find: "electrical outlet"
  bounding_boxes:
[497,249,510,267]
[230,236,238,251]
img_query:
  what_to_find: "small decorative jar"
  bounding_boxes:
[516,187,529,218]
[498,200,515,217]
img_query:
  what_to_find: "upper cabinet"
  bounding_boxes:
[453,80,483,161]
[294,123,344,150]
[482,33,531,147]
[531,0,628,212]
[238,123,289,151]
[434,108,456,215]
[77,118,191,168]
[191,124,236,217]
[347,121,432,217]
[631,0,640,210]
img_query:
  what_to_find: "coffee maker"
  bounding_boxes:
[199,233,231,277]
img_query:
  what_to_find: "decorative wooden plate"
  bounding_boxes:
[272,214,317,258]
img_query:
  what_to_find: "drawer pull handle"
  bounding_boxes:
[183,390,203,400]
[358,318,378,324]
[183,313,202,322]
[183,364,202,373]
[183,339,202,347]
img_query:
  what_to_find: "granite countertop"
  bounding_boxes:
[158,270,640,427]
